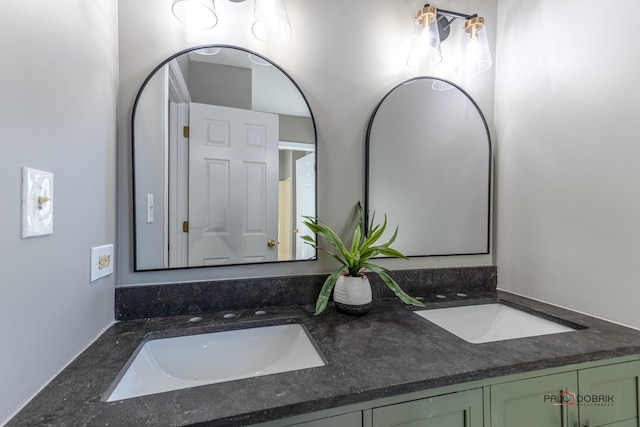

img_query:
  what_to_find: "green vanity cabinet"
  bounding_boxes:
[286,411,362,427]
[255,358,640,427]
[577,360,640,427]
[255,388,484,427]
[371,388,484,427]
[256,410,363,427]
[490,360,640,427]
[490,371,578,427]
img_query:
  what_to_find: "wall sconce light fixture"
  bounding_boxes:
[407,4,492,75]
[172,0,291,42]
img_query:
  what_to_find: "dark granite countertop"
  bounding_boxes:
[9,291,640,426]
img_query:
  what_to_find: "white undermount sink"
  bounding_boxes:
[106,323,325,401]
[415,303,576,344]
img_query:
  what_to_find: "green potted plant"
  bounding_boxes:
[302,202,425,315]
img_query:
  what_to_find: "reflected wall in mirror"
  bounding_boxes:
[366,77,491,257]
[133,45,317,270]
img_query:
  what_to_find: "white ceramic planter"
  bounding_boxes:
[333,275,372,315]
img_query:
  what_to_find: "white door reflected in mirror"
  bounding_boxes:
[132,46,317,270]
[188,103,279,266]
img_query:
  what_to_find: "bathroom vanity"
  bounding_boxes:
[8,289,640,426]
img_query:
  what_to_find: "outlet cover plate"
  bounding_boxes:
[91,244,114,282]
[146,193,154,223]
[22,167,54,238]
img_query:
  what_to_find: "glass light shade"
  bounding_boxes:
[248,53,271,66]
[172,0,218,30]
[406,7,442,69]
[252,0,291,42]
[431,80,454,91]
[456,17,492,75]
[194,47,221,55]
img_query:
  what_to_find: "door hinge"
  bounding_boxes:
[183,221,189,233]
[183,126,189,138]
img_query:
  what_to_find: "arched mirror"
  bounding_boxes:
[366,77,491,257]
[133,45,317,270]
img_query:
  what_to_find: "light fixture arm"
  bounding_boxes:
[423,4,477,42]
[432,8,475,20]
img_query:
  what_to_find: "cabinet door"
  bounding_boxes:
[491,371,578,427]
[578,361,640,427]
[255,411,362,427]
[286,411,362,427]
[372,388,483,427]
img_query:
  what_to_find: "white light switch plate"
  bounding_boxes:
[22,167,54,238]
[146,193,154,223]
[91,244,114,282]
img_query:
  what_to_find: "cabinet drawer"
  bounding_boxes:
[372,388,483,427]
[597,419,638,427]
[491,371,578,427]
[578,361,640,427]
[288,411,362,427]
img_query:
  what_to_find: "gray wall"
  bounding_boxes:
[280,114,314,144]
[0,0,118,423]
[117,0,497,285]
[190,62,252,109]
[495,0,640,329]
[134,66,168,269]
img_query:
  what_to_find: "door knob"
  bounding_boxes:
[267,239,276,248]
[293,228,299,233]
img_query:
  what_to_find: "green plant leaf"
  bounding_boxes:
[300,233,348,267]
[314,269,344,315]
[367,212,377,236]
[386,226,399,246]
[360,242,406,261]
[314,246,348,267]
[360,214,387,251]
[375,247,409,260]
[302,217,351,262]
[363,263,425,307]
[350,223,362,254]
[357,202,367,243]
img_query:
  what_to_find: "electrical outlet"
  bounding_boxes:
[98,254,111,270]
[91,244,114,282]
